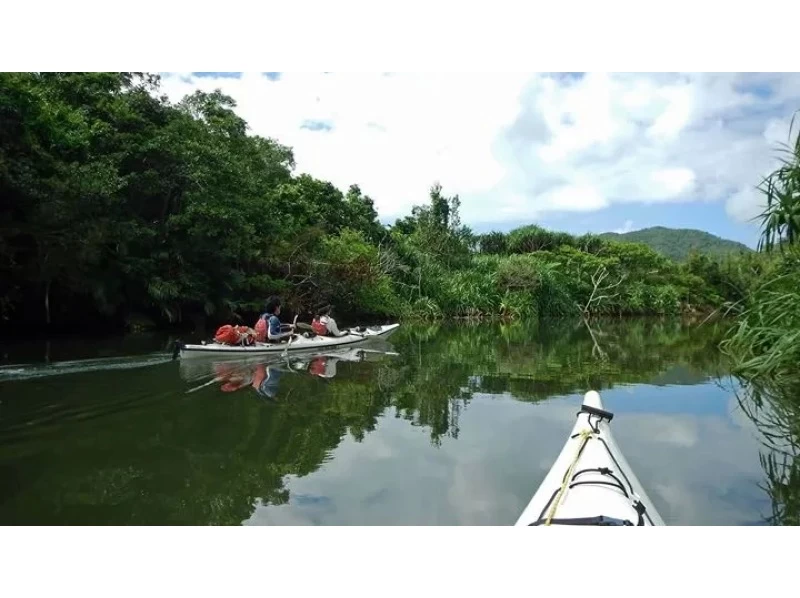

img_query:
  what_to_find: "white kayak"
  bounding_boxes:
[174,323,400,359]
[516,390,665,526]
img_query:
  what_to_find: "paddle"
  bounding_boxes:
[186,376,226,394]
[281,315,299,358]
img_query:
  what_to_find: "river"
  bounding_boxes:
[1,317,795,525]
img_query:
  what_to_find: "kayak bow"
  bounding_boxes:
[174,323,400,359]
[516,390,665,526]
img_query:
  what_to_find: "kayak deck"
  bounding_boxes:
[176,323,400,358]
[516,390,664,526]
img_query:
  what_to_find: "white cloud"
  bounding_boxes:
[726,187,765,223]
[157,72,800,226]
[614,219,634,234]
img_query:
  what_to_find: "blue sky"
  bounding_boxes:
[173,72,800,247]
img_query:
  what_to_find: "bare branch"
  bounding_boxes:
[583,265,627,314]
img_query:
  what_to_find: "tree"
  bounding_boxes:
[757,111,800,252]
[478,232,508,255]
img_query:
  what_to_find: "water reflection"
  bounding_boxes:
[179,343,400,400]
[732,378,800,526]
[1,317,796,525]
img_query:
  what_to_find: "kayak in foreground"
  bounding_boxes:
[516,390,665,526]
[174,323,400,359]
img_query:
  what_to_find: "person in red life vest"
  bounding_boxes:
[311,304,348,337]
[254,296,296,343]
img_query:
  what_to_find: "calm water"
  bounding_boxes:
[0,318,796,525]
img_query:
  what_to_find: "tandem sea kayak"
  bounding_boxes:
[174,323,400,359]
[516,390,665,526]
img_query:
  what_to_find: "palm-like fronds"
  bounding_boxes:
[756,111,800,253]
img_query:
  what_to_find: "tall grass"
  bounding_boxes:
[720,109,800,396]
[719,109,800,525]
[720,269,800,397]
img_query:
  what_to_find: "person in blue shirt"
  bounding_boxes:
[259,296,296,343]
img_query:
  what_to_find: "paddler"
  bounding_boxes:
[255,296,296,343]
[312,304,348,337]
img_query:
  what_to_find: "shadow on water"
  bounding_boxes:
[0,330,177,365]
[1,316,793,525]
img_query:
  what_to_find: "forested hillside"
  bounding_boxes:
[599,226,752,261]
[0,72,773,333]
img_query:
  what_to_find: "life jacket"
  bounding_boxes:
[254,314,268,342]
[214,324,238,345]
[311,318,328,336]
[214,324,255,345]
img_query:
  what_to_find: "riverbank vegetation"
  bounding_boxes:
[719,112,800,398]
[719,112,800,525]
[0,72,785,334]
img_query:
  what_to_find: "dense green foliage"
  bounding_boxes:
[0,72,386,330]
[720,111,800,526]
[0,72,775,333]
[720,113,800,405]
[599,226,753,262]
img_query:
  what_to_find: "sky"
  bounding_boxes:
[158,72,800,248]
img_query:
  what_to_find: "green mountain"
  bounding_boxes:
[599,226,753,261]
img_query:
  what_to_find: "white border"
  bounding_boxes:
[2,1,798,70]
[1,526,795,595]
